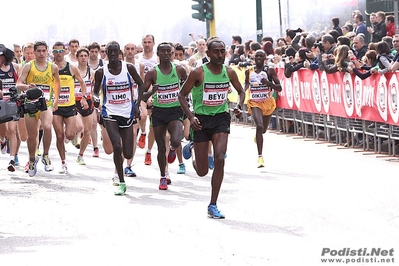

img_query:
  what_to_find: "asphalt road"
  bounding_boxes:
[0,122,398,266]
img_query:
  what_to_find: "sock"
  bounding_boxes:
[141,131,146,135]
[10,156,15,161]
[258,155,263,158]
[79,153,83,157]
[209,203,216,206]
[147,149,151,153]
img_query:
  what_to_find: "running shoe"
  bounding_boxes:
[59,163,68,174]
[159,177,168,190]
[254,136,257,143]
[7,160,15,172]
[92,147,99,157]
[257,157,265,168]
[0,140,7,154]
[167,147,176,164]
[76,155,86,165]
[28,158,39,177]
[42,155,54,171]
[112,174,120,186]
[138,133,146,149]
[124,166,136,177]
[14,155,20,166]
[177,163,186,174]
[182,141,193,160]
[208,155,214,170]
[207,204,225,219]
[36,149,42,157]
[144,152,152,165]
[166,172,171,185]
[114,182,126,196]
[24,161,30,173]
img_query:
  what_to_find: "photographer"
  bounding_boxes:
[17,41,61,177]
[317,34,336,71]
[0,44,24,171]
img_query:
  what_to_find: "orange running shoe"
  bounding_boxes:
[138,133,146,149]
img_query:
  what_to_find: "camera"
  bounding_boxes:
[0,87,47,124]
[313,42,324,52]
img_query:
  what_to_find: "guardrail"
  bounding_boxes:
[228,68,399,157]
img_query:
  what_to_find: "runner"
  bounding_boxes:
[178,38,245,219]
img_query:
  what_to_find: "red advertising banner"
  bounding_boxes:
[275,68,399,126]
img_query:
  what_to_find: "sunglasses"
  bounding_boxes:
[53,49,65,53]
[100,50,106,53]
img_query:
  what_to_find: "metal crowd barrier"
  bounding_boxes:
[229,103,399,157]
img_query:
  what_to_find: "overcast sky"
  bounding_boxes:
[4,0,358,48]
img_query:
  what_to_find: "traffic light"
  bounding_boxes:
[203,0,214,20]
[192,0,205,21]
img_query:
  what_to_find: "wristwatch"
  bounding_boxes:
[82,95,88,100]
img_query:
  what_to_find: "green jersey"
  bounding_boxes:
[192,64,230,115]
[152,63,180,108]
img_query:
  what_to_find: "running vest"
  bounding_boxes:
[74,66,92,101]
[58,62,76,107]
[101,62,134,119]
[137,53,157,73]
[127,61,140,99]
[0,63,18,101]
[192,64,230,115]
[152,63,180,108]
[26,61,54,103]
[248,66,273,102]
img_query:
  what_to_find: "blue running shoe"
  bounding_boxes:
[177,163,186,174]
[14,155,20,166]
[182,141,193,160]
[207,204,225,219]
[124,166,136,177]
[208,155,214,170]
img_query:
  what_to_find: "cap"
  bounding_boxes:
[0,44,15,65]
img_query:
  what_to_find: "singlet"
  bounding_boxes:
[89,59,103,72]
[137,53,158,74]
[74,66,92,101]
[65,54,78,67]
[192,64,230,116]
[152,63,180,108]
[26,61,54,103]
[101,62,134,119]
[248,66,273,102]
[0,63,18,101]
[58,62,76,107]
[126,60,141,100]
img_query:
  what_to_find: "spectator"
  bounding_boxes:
[232,35,242,45]
[385,15,395,37]
[276,37,287,47]
[368,11,387,43]
[261,36,274,46]
[352,35,368,60]
[341,25,351,37]
[368,42,378,51]
[318,34,336,71]
[321,45,351,74]
[286,28,303,51]
[354,14,368,40]
[284,47,308,78]
[388,34,399,71]
[329,29,341,44]
[337,36,351,47]
[332,17,343,36]
[229,44,245,66]
[351,50,378,79]
[372,40,394,75]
